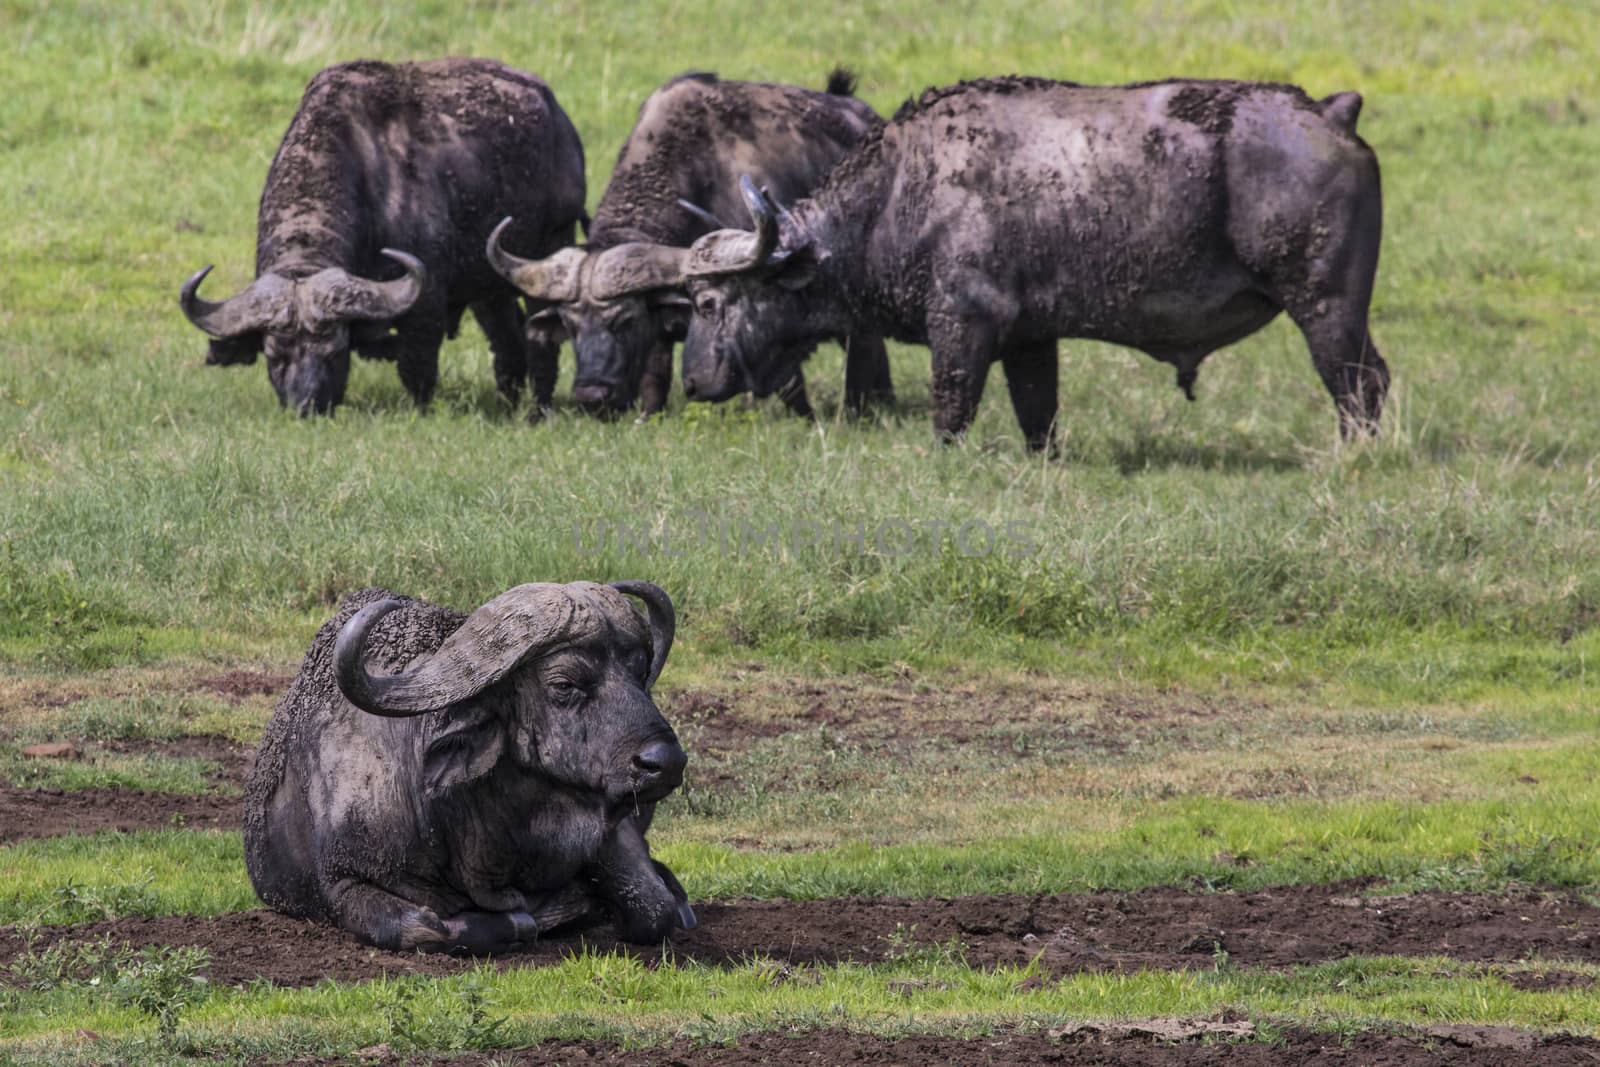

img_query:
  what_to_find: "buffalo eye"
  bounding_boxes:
[545,678,587,706]
[694,292,721,318]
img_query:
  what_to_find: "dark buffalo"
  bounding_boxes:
[180,58,586,416]
[674,76,1390,451]
[242,581,695,952]
[488,69,893,418]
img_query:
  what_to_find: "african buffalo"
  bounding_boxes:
[180,58,586,417]
[674,76,1390,451]
[242,581,695,952]
[487,69,893,418]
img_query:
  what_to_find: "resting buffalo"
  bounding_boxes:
[242,581,695,952]
[180,58,586,416]
[675,76,1390,451]
[488,69,893,417]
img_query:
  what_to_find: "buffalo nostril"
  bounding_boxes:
[682,380,700,400]
[632,740,686,779]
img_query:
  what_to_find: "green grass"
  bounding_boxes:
[5,768,1595,925]
[4,953,1599,1060]
[3,0,1599,1058]
[0,0,1597,707]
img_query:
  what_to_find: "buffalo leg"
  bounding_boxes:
[638,340,674,417]
[927,317,998,443]
[843,333,895,413]
[776,367,815,419]
[587,815,694,943]
[1000,340,1059,455]
[471,297,530,410]
[395,315,447,409]
[324,879,458,952]
[328,879,602,955]
[1291,306,1389,439]
[526,334,560,422]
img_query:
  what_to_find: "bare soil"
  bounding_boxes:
[0,734,248,841]
[4,882,1596,989]
[0,782,239,842]
[249,1025,1600,1066]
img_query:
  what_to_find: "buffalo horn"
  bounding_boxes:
[334,585,581,717]
[676,199,728,231]
[486,216,586,301]
[308,249,426,323]
[608,580,675,689]
[179,266,292,338]
[739,175,781,266]
[682,175,784,277]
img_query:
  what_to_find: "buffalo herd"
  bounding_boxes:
[211,59,1393,951]
[180,57,1389,449]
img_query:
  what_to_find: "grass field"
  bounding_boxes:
[2,0,1598,1062]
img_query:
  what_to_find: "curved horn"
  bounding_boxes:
[609,580,675,689]
[179,265,291,338]
[487,216,586,301]
[676,199,728,231]
[683,177,784,277]
[308,249,425,323]
[334,585,581,717]
[739,175,780,266]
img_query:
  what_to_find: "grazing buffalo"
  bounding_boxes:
[488,69,893,418]
[242,581,695,952]
[180,58,586,416]
[674,76,1390,451]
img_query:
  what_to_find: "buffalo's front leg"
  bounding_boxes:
[843,332,895,412]
[587,815,695,942]
[927,315,998,443]
[638,340,675,417]
[471,296,530,409]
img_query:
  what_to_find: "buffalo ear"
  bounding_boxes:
[650,291,691,340]
[770,247,817,291]
[525,306,567,348]
[419,704,505,797]
[205,333,262,366]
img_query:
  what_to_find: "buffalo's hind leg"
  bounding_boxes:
[1290,303,1389,440]
[1000,340,1059,455]
[471,296,530,411]
[328,879,597,955]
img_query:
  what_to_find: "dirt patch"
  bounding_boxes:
[96,734,255,784]
[250,1025,1600,1066]
[5,884,1596,989]
[193,670,293,703]
[0,784,238,843]
[663,675,1238,762]
[1503,969,1598,993]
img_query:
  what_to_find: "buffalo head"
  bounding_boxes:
[679,177,828,403]
[335,580,683,810]
[179,251,425,416]
[488,220,690,415]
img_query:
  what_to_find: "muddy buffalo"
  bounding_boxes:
[488,69,893,417]
[674,76,1390,451]
[180,58,586,416]
[242,581,695,952]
